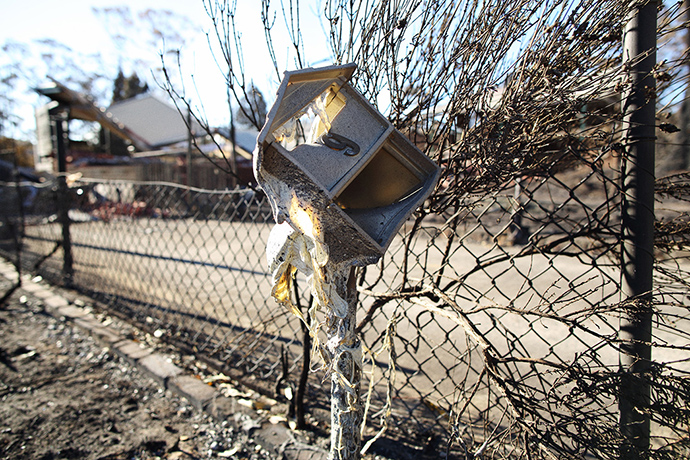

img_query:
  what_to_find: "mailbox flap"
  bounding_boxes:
[258,63,357,146]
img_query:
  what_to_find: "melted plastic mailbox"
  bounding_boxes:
[254,63,440,265]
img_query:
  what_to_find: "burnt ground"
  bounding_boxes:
[0,266,405,460]
[0,272,275,460]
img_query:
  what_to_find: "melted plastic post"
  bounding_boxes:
[266,211,363,460]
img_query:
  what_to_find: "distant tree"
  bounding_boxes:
[111,68,149,103]
[235,85,267,129]
[89,5,200,156]
[112,70,125,102]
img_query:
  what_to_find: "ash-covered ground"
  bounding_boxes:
[0,274,272,460]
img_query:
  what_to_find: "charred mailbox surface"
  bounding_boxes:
[254,63,440,265]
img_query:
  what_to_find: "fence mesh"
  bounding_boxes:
[2,162,688,458]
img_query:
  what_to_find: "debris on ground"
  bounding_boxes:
[0,274,272,460]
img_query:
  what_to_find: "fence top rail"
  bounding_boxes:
[73,177,261,195]
[2,177,261,197]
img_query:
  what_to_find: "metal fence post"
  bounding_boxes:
[620,1,656,458]
[12,159,25,281]
[54,111,74,285]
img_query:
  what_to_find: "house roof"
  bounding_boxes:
[35,79,152,151]
[214,127,259,154]
[107,95,203,149]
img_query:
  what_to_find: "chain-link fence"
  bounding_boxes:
[2,157,689,458]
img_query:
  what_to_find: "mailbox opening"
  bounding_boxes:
[333,130,438,246]
[334,146,424,209]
